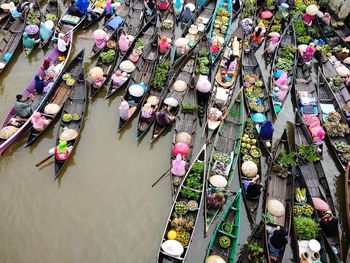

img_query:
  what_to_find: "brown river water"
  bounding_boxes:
[0,3,348,263]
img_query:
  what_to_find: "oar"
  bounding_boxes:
[35,154,54,167]
[151,169,170,187]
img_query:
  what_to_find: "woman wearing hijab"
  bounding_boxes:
[49,140,73,161]
[40,20,54,42]
[119,96,130,121]
[141,103,157,123]
[31,112,50,132]
[34,75,45,94]
[268,226,288,259]
[22,32,38,49]
[181,6,191,23]
[105,0,114,19]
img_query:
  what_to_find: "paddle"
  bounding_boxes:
[151,169,170,187]
[35,154,54,167]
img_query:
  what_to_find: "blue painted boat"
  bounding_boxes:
[208,0,233,64]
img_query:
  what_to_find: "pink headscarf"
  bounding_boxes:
[118,34,129,52]
[272,36,279,44]
[171,154,186,176]
[277,85,288,101]
[303,13,315,25]
[196,75,211,93]
[275,72,288,86]
[105,0,112,13]
[31,112,44,126]
[119,100,129,120]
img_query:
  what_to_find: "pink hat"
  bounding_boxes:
[32,112,44,126]
[272,36,279,44]
[115,70,121,77]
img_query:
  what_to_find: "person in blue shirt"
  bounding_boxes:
[75,0,89,15]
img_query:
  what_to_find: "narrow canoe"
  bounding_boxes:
[317,70,350,171]
[81,0,106,29]
[206,30,243,140]
[25,50,84,147]
[157,144,207,263]
[270,22,297,117]
[40,0,59,48]
[327,7,350,42]
[0,31,73,155]
[117,36,159,133]
[0,15,27,76]
[204,90,244,234]
[105,15,157,99]
[294,112,343,262]
[293,113,336,263]
[264,129,293,263]
[241,47,273,154]
[237,118,263,225]
[208,0,233,64]
[205,189,242,263]
[55,66,87,179]
[150,50,196,144]
[126,0,145,37]
[158,10,175,63]
[89,30,119,99]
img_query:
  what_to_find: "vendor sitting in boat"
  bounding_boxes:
[145,0,155,16]
[220,54,239,83]
[141,103,157,123]
[265,36,279,58]
[159,36,170,55]
[31,112,50,132]
[155,106,175,127]
[243,175,263,200]
[49,140,73,162]
[68,0,82,17]
[118,33,135,52]
[157,0,169,11]
[86,7,98,23]
[208,107,223,122]
[40,20,54,43]
[89,67,105,89]
[250,26,265,49]
[105,0,114,19]
[57,33,69,56]
[268,226,288,260]
[75,0,89,16]
[319,210,339,237]
[15,94,34,118]
[111,70,128,89]
[22,32,39,50]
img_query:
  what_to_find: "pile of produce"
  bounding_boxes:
[333,141,350,165]
[94,0,106,8]
[169,214,195,245]
[328,75,343,92]
[219,235,231,248]
[100,49,116,63]
[276,45,296,72]
[151,61,170,91]
[270,11,284,33]
[45,14,57,22]
[298,143,320,163]
[243,74,265,113]
[272,151,296,178]
[212,152,232,176]
[162,20,174,30]
[294,216,320,240]
[27,11,40,25]
[324,112,350,137]
[295,187,306,203]
[242,0,256,18]
[195,50,210,76]
[213,7,230,38]
[128,39,144,63]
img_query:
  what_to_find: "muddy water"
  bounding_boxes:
[0,4,347,263]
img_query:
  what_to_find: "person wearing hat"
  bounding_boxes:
[268,226,288,259]
[111,70,127,88]
[119,96,130,121]
[118,33,132,52]
[31,112,50,132]
[68,0,82,17]
[302,42,316,66]
[57,33,69,55]
[105,0,114,19]
[208,107,223,122]
[141,103,157,123]
[319,210,338,237]
[39,20,54,42]
[49,140,73,161]
[22,32,39,49]
[323,12,331,25]
[9,2,21,19]
[15,94,34,118]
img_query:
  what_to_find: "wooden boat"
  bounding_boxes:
[23,1,42,56]
[89,30,119,98]
[105,15,157,99]
[0,32,73,155]
[0,3,11,27]
[180,0,196,28]
[241,48,273,154]
[158,10,175,62]
[40,0,59,48]
[171,83,197,195]
[156,144,207,263]
[294,112,343,262]
[150,50,196,144]
[126,0,145,37]
[205,189,242,263]
[117,36,159,132]
[136,57,172,140]
[237,118,263,225]
[270,22,297,117]
[206,30,242,140]
[53,1,95,38]
[81,0,106,29]
[317,70,350,171]
[327,7,350,42]
[25,50,84,147]
[204,91,244,234]
[55,67,87,179]
[264,129,293,263]
[293,113,335,263]
[208,0,233,64]
[173,0,215,66]
[0,15,27,76]
[237,221,266,263]
[193,36,211,126]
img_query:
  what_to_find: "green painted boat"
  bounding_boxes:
[204,90,244,234]
[205,189,242,263]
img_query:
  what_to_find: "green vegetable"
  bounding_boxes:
[181,103,198,112]
[219,235,231,248]
[298,144,320,162]
[294,217,319,240]
[72,113,80,121]
[175,202,188,214]
[62,113,72,122]
[151,61,170,91]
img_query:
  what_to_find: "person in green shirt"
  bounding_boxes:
[22,32,39,49]
[15,94,34,118]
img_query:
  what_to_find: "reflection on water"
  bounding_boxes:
[0,5,347,263]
